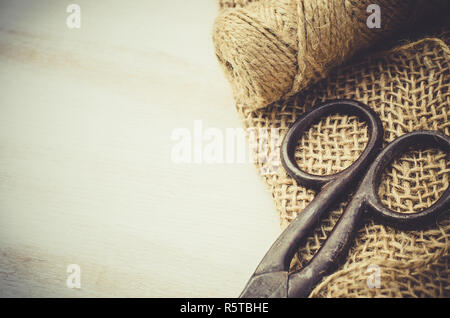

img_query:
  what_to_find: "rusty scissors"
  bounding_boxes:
[240,99,450,298]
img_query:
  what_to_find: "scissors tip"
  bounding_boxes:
[239,271,288,298]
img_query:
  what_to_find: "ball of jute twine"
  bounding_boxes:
[213,0,448,110]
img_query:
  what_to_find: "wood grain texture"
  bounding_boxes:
[0,0,280,297]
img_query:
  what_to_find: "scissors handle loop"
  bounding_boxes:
[365,130,450,228]
[281,99,384,190]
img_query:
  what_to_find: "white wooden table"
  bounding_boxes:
[0,0,280,297]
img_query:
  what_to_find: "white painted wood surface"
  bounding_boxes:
[0,0,281,297]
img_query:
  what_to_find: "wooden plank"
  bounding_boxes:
[0,0,281,297]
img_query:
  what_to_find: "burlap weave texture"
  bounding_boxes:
[234,37,449,297]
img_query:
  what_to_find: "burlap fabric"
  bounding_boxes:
[214,2,450,297]
[244,38,450,297]
[237,37,450,297]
